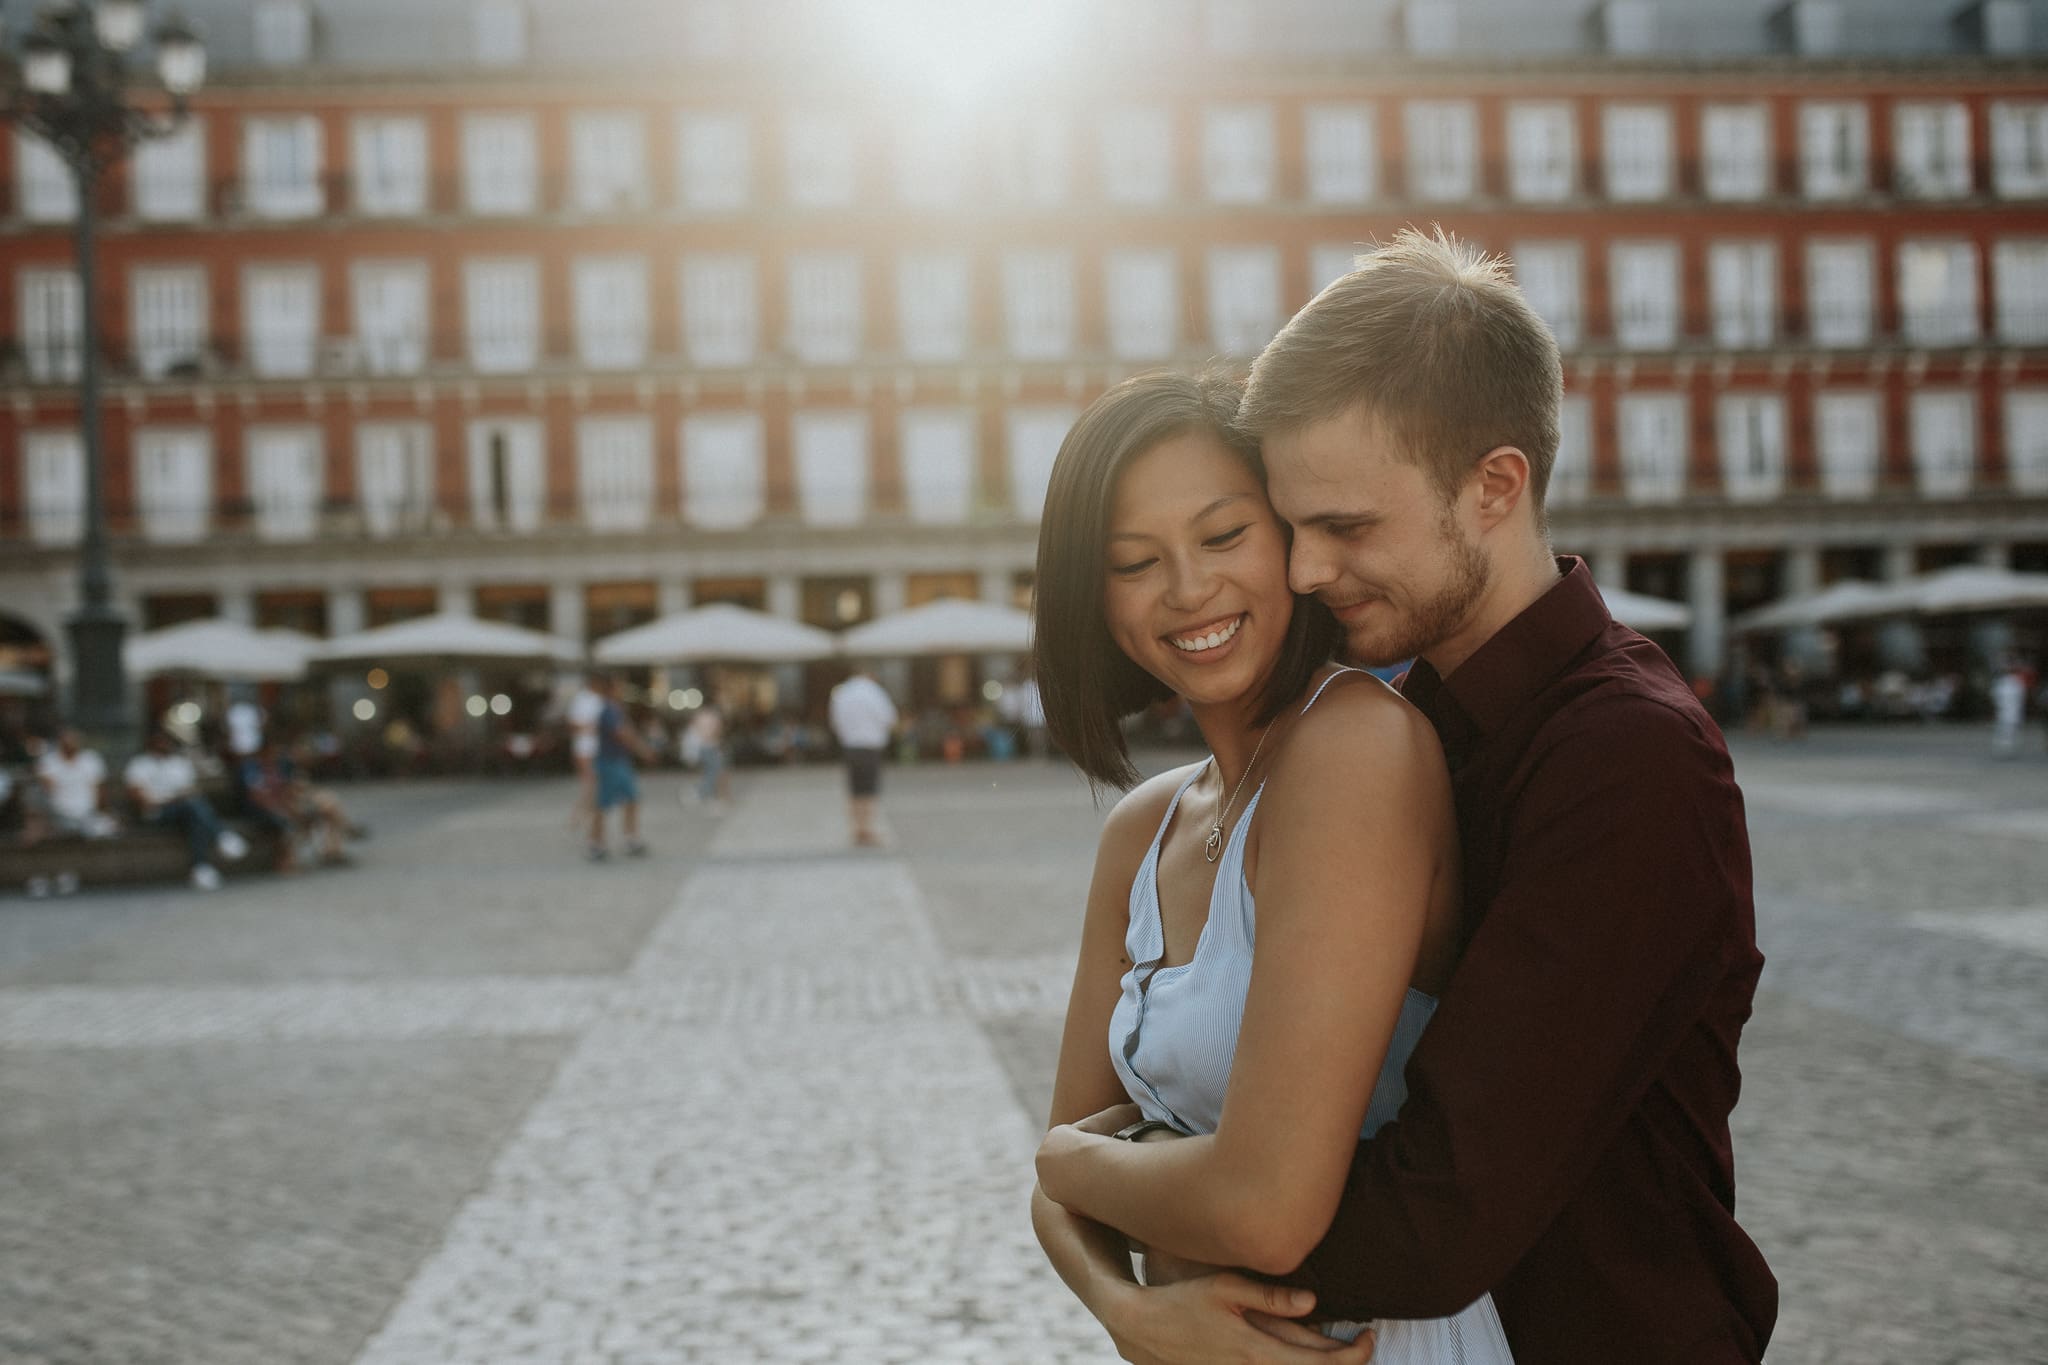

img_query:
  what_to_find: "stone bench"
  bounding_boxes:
[0,820,284,892]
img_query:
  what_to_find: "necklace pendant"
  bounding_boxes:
[1203,824,1224,863]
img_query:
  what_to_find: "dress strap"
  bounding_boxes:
[1299,666,1369,714]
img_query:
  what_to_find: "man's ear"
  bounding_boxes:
[1469,446,1531,531]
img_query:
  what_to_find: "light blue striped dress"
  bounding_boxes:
[1107,674,1516,1363]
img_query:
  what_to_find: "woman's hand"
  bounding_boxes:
[1098,1275,1375,1365]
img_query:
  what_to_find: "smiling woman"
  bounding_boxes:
[1030,371,1340,790]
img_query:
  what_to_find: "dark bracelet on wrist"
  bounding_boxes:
[1112,1119,1182,1142]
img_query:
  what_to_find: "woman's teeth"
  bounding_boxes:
[1170,615,1243,653]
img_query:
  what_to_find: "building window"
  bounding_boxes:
[784,110,856,208]
[1707,241,1777,349]
[23,430,83,545]
[2005,390,2048,493]
[133,118,205,221]
[243,115,323,219]
[1100,105,1173,204]
[131,265,208,381]
[15,129,77,223]
[1007,407,1076,522]
[569,111,648,213]
[1806,238,1874,347]
[464,257,539,373]
[573,255,651,370]
[680,252,758,367]
[1002,249,1074,359]
[1897,240,1981,347]
[1106,247,1179,360]
[352,260,429,376]
[899,408,976,525]
[1701,103,1770,201]
[1404,100,1477,202]
[1990,101,2048,198]
[246,426,323,541]
[1304,104,1375,204]
[785,251,862,364]
[1994,239,2048,344]
[792,410,869,526]
[677,111,750,212]
[1909,392,1976,497]
[1507,103,1576,203]
[1814,391,1881,499]
[461,113,537,215]
[1716,395,1786,501]
[243,264,320,378]
[1609,241,1680,350]
[1512,241,1582,348]
[1202,103,1275,203]
[1617,392,1688,503]
[252,0,313,66]
[1310,243,1362,297]
[1894,101,1971,200]
[1799,100,1868,201]
[1603,104,1673,202]
[1551,394,1593,505]
[576,416,655,531]
[680,412,764,529]
[1207,246,1281,356]
[896,121,969,208]
[18,267,81,383]
[357,422,436,537]
[472,0,527,66]
[1007,114,1068,206]
[352,115,428,216]
[135,429,212,543]
[895,251,970,362]
[466,418,545,532]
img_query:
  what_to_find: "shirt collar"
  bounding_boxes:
[1402,557,1610,742]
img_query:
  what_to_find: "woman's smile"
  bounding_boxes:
[1166,612,1247,658]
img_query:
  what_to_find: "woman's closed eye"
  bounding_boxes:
[1109,556,1157,577]
[1203,524,1250,549]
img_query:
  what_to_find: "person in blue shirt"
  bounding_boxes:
[588,673,650,861]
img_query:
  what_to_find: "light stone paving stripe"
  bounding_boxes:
[1740,779,1984,818]
[351,786,1112,1365]
[1908,906,2048,957]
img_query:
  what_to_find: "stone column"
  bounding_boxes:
[217,586,255,625]
[870,571,910,701]
[1590,544,1627,588]
[658,580,690,617]
[549,581,586,647]
[767,576,804,715]
[438,580,475,618]
[1878,542,1925,673]
[1686,548,1726,682]
[1781,544,1826,671]
[328,585,367,638]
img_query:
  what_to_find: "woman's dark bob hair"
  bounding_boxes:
[1031,371,1341,790]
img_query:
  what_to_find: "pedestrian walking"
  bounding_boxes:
[684,702,731,809]
[1992,658,2028,755]
[828,664,898,847]
[566,673,604,830]
[588,675,649,861]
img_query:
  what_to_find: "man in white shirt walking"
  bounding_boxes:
[827,665,899,848]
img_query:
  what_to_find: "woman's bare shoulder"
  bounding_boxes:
[1273,671,1445,791]
[1098,762,1204,861]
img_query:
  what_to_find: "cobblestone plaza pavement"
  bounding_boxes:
[3,730,2045,1364]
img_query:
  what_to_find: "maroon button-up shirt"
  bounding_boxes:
[1288,559,1777,1362]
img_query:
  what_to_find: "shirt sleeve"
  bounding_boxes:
[1286,695,1751,1319]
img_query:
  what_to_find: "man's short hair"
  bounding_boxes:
[1239,227,1564,517]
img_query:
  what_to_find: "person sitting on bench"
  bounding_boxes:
[125,729,248,891]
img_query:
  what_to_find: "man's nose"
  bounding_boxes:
[1289,537,1334,597]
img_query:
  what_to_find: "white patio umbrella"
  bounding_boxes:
[837,599,1035,657]
[1598,586,1693,632]
[1733,580,1897,633]
[1908,564,2048,616]
[125,619,317,682]
[312,612,583,668]
[591,603,837,665]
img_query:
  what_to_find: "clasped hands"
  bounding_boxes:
[1037,1103,1375,1364]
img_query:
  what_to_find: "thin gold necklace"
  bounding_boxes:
[1204,717,1283,863]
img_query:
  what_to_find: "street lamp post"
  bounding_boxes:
[4,2,204,750]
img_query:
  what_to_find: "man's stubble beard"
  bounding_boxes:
[1345,511,1492,669]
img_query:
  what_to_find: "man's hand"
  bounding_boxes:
[1099,1274,1373,1365]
